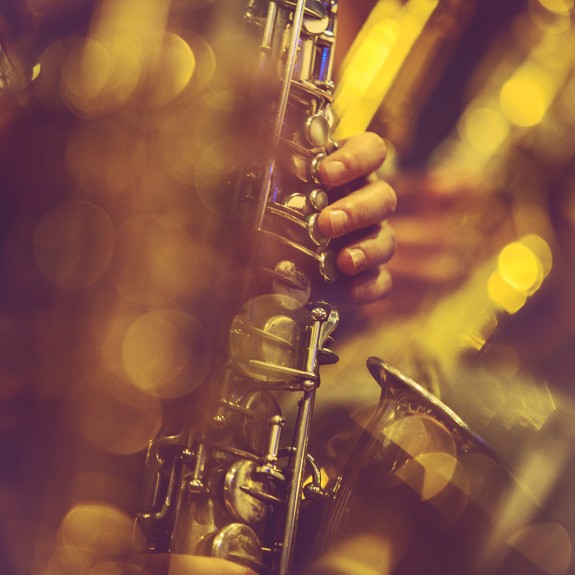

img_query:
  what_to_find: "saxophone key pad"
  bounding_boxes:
[271,260,311,304]
[304,113,330,147]
[307,212,329,246]
[210,523,263,567]
[309,188,328,211]
[319,249,339,283]
[310,151,327,186]
[223,460,270,524]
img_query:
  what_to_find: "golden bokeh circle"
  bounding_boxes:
[33,200,114,289]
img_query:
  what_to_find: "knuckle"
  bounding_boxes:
[337,132,387,177]
[365,132,387,165]
[387,223,397,253]
[378,267,393,296]
[372,179,397,217]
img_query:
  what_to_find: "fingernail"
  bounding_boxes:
[322,160,346,185]
[328,209,349,235]
[348,247,366,271]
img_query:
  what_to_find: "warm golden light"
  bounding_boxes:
[507,522,572,575]
[487,270,527,314]
[344,20,398,96]
[521,233,553,277]
[386,415,463,504]
[122,310,211,398]
[31,63,41,81]
[70,472,136,510]
[90,562,127,575]
[499,65,553,127]
[498,241,543,294]
[537,0,574,15]
[35,39,70,111]
[63,38,113,100]
[308,533,401,575]
[143,33,196,107]
[33,200,114,289]
[461,106,510,156]
[61,36,141,116]
[394,452,460,501]
[334,0,439,138]
[385,414,457,461]
[60,503,135,555]
[44,503,145,574]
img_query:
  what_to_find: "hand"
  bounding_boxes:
[128,553,257,575]
[381,168,512,313]
[316,132,397,304]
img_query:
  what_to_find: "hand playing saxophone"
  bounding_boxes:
[317,131,397,304]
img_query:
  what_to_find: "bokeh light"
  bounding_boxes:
[498,241,544,294]
[487,270,527,314]
[521,233,553,277]
[500,65,553,127]
[60,503,136,556]
[35,38,76,111]
[538,0,574,13]
[142,32,196,108]
[461,105,510,156]
[33,200,114,289]
[309,533,404,575]
[122,309,211,398]
[507,522,572,575]
[69,472,137,512]
[60,36,141,116]
[386,415,460,503]
[487,235,551,313]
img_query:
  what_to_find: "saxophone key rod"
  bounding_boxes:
[278,305,330,575]
[253,0,308,230]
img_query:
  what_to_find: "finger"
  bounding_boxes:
[317,178,397,238]
[336,222,395,276]
[343,266,393,304]
[317,132,387,187]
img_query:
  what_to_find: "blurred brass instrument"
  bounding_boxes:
[305,2,574,573]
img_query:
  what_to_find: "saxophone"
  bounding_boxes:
[135,1,340,573]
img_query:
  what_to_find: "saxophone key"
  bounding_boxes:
[208,523,264,570]
[304,113,331,147]
[239,391,284,455]
[223,460,272,524]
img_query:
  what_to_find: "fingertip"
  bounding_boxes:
[317,208,350,238]
[319,158,347,187]
[337,247,366,276]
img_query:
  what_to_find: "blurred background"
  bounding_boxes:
[1,0,575,573]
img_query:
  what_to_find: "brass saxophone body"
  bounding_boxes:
[136,2,340,573]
